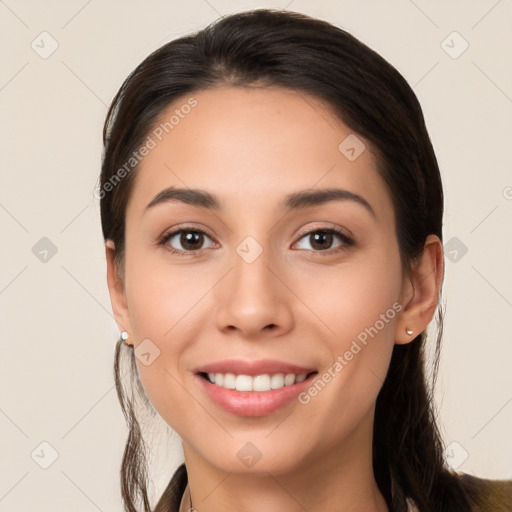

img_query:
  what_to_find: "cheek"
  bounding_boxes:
[297,247,402,344]
[122,247,223,423]
[124,243,210,339]
[122,255,187,397]
[297,248,402,406]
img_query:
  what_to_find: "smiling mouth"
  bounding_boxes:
[198,371,318,392]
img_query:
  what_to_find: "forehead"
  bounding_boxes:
[126,86,394,224]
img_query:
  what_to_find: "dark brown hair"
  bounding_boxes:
[99,9,511,511]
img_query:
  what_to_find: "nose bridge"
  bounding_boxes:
[214,234,293,336]
[233,236,274,299]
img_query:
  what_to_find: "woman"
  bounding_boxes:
[99,9,512,512]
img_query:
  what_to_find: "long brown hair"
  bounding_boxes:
[99,9,511,511]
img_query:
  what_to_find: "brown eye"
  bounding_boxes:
[179,231,204,250]
[160,229,216,254]
[294,228,353,253]
[309,231,334,250]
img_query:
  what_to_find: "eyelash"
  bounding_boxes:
[157,226,354,257]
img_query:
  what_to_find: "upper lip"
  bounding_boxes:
[194,359,317,377]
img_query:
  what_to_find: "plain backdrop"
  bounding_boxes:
[0,1,511,510]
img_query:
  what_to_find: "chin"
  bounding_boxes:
[195,438,310,477]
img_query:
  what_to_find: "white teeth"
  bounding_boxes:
[223,373,236,389]
[253,374,271,392]
[235,374,253,391]
[205,372,309,391]
[270,373,284,389]
[284,373,296,386]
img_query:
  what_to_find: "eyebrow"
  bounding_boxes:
[144,186,376,217]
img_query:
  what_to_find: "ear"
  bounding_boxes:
[395,234,444,345]
[105,240,134,345]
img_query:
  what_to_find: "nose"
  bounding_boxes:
[214,244,294,339]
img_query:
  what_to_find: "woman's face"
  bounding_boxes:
[111,86,410,475]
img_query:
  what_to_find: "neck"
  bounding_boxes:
[180,410,389,512]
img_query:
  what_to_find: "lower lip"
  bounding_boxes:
[195,373,316,417]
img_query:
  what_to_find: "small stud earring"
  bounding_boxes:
[121,331,130,341]
[405,328,413,336]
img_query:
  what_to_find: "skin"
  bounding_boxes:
[105,86,444,512]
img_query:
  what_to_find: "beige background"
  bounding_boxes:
[1,0,511,510]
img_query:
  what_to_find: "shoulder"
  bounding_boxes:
[458,472,512,511]
[153,463,188,512]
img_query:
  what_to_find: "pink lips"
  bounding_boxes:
[194,359,316,377]
[193,359,317,417]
